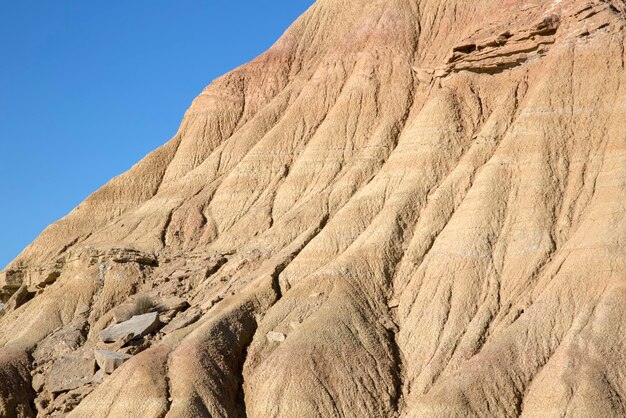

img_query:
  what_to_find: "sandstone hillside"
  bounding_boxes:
[1,0,625,416]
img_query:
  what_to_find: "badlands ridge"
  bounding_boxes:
[1,0,625,416]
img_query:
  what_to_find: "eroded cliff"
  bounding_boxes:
[1,0,625,416]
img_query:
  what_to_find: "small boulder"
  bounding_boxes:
[387,298,400,308]
[99,312,160,343]
[91,369,106,384]
[94,350,132,374]
[266,331,286,342]
[75,303,90,316]
[32,373,45,392]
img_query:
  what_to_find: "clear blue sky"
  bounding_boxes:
[0,1,315,269]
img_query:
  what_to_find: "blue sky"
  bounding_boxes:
[0,1,316,269]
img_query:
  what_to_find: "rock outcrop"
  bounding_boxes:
[45,355,95,395]
[1,0,625,416]
[99,313,161,344]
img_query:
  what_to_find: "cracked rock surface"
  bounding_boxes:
[1,0,626,416]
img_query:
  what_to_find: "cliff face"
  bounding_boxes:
[1,0,625,416]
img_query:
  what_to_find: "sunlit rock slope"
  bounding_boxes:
[1,0,625,416]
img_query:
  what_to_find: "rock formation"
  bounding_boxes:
[1,0,625,416]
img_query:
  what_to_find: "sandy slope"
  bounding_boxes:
[1,0,625,416]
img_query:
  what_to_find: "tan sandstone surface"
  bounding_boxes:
[1,0,625,416]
